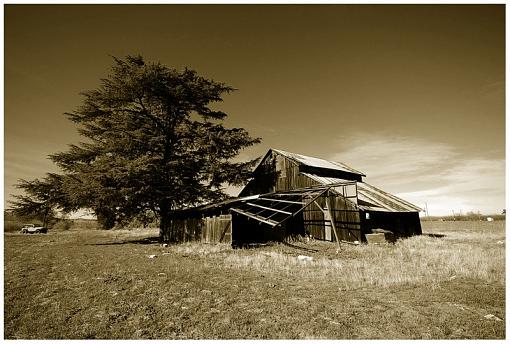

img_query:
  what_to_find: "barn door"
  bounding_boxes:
[202,215,232,243]
[218,215,232,243]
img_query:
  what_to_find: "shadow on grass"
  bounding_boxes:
[87,236,161,246]
[232,241,319,252]
[423,233,447,238]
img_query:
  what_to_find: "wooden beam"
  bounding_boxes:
[325,196,342,252]
[230,208,278,227]
[313,200,325,212]
[263,180,357,195]
[245,202,293,215]
[273,192,321,196]
[257,197,305,205]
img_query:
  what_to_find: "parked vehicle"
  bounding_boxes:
[20,224,48,234]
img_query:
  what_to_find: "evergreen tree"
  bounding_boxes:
[10,173,73,227]
[47,55,260,239]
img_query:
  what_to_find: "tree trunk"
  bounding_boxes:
[96,208,116,230]
[42,207,49,228]
[159,199,172,242]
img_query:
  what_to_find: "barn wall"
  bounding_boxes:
[240,151,324,196]
[170,214,232,244]
[201,215,232,243]
[302,193,361,243]
[328,193,362,242]
[274,154,318,191]
[239,152,280,196]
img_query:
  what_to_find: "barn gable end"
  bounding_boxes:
[239,149,364,196]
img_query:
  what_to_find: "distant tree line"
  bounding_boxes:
[421,212,506,222]
[9,56,260,241]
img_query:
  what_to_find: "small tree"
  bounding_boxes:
[10,173,73,227]
[48,55,260,239]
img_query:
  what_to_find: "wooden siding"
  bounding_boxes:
[170,214,232,244]
[275,154,320,191]
[241,152,324,196]
[327,193,362,242]
[202,215,232,243]
[239,152,279,196]
[302,193,362,242]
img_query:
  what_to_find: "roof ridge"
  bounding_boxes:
[271,148,365,176]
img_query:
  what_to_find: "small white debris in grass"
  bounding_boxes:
[181,306,189,310]
[161,243,168,247]
[484,314,502,321]
[297,255,313,262]
[353,241,360,245]
[496,240,504,244]
[148,254,157,259]
[158,273,166,276]
[449,275,457,280]
[201,289,212,294]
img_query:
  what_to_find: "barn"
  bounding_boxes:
[171,148,423,246]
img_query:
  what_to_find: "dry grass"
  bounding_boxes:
[4,221,505,339]
[168,221,505,290]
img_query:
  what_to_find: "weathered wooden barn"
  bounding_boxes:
[171,148,422,246]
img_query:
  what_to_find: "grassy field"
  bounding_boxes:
[4,221,505,339]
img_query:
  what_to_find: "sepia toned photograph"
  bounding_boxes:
[4,3,505,339]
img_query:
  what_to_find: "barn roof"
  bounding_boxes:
[302,173,422,212]
[272,149,366,176]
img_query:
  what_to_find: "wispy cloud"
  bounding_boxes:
[330,133,505,215]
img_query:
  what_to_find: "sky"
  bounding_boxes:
[4,4,505,216]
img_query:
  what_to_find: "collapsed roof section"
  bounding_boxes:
[230,181,357,227]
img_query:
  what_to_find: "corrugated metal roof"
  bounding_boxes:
[303,173,422,213]
[357,205,390,212]
[357,182,423,212]
[300,173,352,186]
[272,149,365,176]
